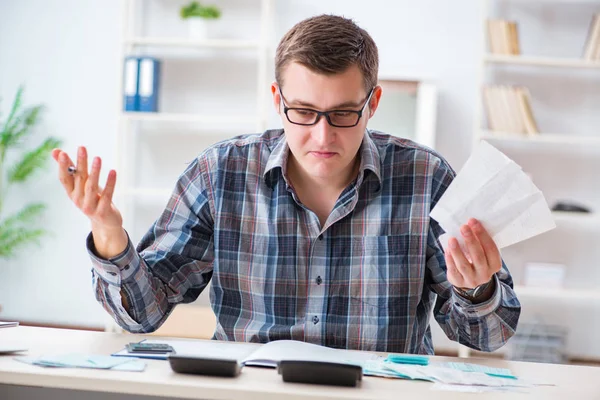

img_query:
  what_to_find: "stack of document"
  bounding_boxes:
[431,140,555,252]
[355,359,534,390]
[15,354,146,372]
[114,339,379,367]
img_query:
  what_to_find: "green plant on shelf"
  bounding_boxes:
[0,86,61,259]
[180,1,221,19]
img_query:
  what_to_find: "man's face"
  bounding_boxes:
[272,62,380,183]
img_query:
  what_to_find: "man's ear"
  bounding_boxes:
[271,82,281,114]
[368,85,383,118]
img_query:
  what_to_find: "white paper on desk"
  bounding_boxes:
[113,339,258,361]
[430,141,556,252]
[115,338,379,368]
[431,383,529,393]
[242,340,380,368]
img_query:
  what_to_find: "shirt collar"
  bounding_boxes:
[263,129,382,190]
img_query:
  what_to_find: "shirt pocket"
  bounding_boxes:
[327,235,415,350]
[330,234,411,303]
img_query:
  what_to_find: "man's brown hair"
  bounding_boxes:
[275,14,379,92]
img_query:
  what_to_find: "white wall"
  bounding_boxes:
[1,0,598,359]
[0,0,484,329]
[0,0,122,328]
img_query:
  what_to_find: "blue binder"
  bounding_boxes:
[123,57,140,111]
[138,57,161,112]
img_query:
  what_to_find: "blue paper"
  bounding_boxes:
[385,353,429,366]
[15,354,146,372]
[443,362,517,379]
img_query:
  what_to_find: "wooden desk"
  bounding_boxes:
[1,326,599,399]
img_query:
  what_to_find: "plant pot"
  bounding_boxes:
[188,18,217,40]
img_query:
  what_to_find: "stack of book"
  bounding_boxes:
[487,19,521,55]
[483,85,539,135]
[583,14,600,61]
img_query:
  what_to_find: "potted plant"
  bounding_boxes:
[0,86,61,260]
[180,1,222,40]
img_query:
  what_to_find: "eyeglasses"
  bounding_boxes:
[278,87,375,128]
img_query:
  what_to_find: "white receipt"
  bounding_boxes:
[430,141,556,252]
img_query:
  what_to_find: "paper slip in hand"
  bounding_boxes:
[430,141,556,252]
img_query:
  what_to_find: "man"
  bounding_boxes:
[53,14,520,354]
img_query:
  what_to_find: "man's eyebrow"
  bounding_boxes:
[288,98,363,109]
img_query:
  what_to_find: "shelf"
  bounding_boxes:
[123,187,172,197]
[479,130,600,145]
[125,37,260,49]
[514,285,600,301]
[484,54,600,69]
[553,211,599,225]
[122,112,258,125]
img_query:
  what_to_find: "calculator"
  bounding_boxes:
[126,342,175,354]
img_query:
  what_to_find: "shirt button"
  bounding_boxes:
[312,316,319,325]
[318,235,323,241]
[316,276,323,285]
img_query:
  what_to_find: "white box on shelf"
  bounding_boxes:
[523,262,566,289]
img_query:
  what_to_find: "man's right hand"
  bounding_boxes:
[52,146,128,259]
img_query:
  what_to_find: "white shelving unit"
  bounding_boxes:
[514,285,600,302]
[484,54,600,69]
[122,111,259,125]
[115,0,274,231]
[552,210,600,225]
[123,187,173,197]
[480,130,600,145]
[463,0,600,359]
[109,0,275,332]
[125,37,261,49]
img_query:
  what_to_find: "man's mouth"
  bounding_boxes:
[310,151,337,158]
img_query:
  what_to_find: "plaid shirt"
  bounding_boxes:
[89,129,520,354]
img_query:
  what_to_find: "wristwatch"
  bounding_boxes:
[453,278,494,302]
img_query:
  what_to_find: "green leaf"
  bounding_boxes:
[0,203,46,230]
[2,86,23,135]
[1,105,44,148]
[8,137,62,183]
[0,226,45,258]
[180,1,220,19]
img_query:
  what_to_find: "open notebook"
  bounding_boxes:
[113,339,380,367]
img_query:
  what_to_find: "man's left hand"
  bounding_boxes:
[445,218,501,290]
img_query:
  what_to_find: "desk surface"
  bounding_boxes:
[1,326,599,399]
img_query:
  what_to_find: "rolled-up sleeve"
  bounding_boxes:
[426,156,521,352]
[87,156,216,333]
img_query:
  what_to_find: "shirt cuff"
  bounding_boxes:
[452,274,502,318]
[86,231,141,286]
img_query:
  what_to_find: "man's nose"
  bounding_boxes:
[312,115,335,145]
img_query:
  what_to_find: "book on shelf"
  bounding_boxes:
[487,19,520,56]
[482,85,539,135]
[123,57,140,112]
[122,57,162,112]
[583,13,600,61]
